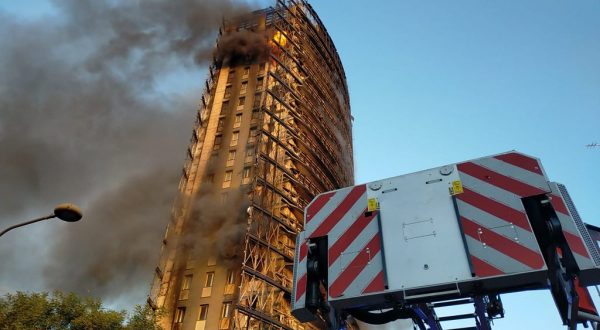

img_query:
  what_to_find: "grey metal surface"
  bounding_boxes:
[370,165,472,291]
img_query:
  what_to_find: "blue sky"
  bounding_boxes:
[310,1,600,329]
[1,0,599,329]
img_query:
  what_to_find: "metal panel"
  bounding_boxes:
[374,165,472,290]
[456,152,548,277]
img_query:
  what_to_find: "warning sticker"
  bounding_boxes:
[367,198,379,212]
[450,180,464,195]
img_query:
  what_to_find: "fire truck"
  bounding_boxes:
[291,151,600,329]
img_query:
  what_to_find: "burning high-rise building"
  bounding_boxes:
[149,1,353,329]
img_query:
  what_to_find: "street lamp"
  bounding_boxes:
[0,203,83,237]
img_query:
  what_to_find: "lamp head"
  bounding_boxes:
[54,203,83,222]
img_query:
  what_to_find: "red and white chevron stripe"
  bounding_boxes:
[455,152,551,277]
[293,184,385,306]
[548,182,596,269]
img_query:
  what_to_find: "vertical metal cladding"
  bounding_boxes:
[150,1,353,329]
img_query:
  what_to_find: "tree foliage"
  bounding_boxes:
[0,291,162,330]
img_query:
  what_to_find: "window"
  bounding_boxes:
[231,132,239,147]
[226,269,236,284]
[241,167,251,183]
[213,135,222,151]
[242,66,250,78]
[227,150,236,167]
[227,70,235,84]
[248,128,257,144]
[205,272,215,287]
[198,305,209,321]
[251,108,260,120]
[223,171,232,188]
[240,81,248,94]
[175,307,186,324]
[221,101,229,115]
[253,94,261,109]
[245,147,254,163]
[233,114,242,128]
[224,269,236,295]
[179,274,192,300]
[217,118,225,132]
[259,63,266,72]
[224,86,232,99]
[221,302,232,318]
[182,274,192,290]
[201,271,214,298]
[238,97,246,107]
[242,167,251,184]
[256,77,264,91]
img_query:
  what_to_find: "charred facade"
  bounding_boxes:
[149,1,353,329]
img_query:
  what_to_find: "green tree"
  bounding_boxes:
[125,305,164,330]
[0,291,162,330]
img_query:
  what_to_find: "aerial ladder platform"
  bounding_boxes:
[290,151,600,329]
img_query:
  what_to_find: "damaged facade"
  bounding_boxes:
[149,1,353,329]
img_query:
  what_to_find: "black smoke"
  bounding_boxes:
[215,30,271,66]
[0,0,262,306]
[186,185,251,267]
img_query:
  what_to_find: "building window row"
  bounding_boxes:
[174,302,232,327]
[214,131,238,150]
[222,167,252,188]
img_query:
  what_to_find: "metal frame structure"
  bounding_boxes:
[149,1,353,329]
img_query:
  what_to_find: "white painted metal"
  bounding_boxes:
[366,165,472,291]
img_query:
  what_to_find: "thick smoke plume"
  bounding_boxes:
[0,0,261,306]
[216,30,271,66]
[185,185,251,267]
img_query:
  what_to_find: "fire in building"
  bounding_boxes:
[148,1,353,329]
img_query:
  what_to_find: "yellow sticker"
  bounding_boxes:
[367,198,379,212]
[451,180,464,195]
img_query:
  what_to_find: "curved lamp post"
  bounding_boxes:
[0,203,83,237]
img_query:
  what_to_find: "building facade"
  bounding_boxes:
[149,1,353,329]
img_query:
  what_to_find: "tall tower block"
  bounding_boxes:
[149,1,353,329]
